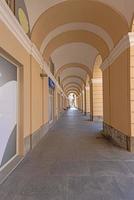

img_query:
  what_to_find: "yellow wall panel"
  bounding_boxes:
[0,20,31,139]
[31,57,43,133]
[103,68,110,123]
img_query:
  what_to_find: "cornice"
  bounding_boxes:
[31,44,44,68]
[101,33,134,71]
[0,0,32,54]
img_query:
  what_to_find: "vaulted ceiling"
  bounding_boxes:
[24,0,134,96]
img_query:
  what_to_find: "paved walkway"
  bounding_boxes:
[1,108,134,200]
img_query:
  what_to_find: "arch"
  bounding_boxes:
[66,90,79,96]
[55,63,91,78]
[67,91,79,96]
[65,88,80,94]
[65,88,80,95]
[61,75,86,86]
[93,55,103,77]
[31,0,129,48]
[40,22,114,53]
[43,30,109,60]
[64,85,81,92]
[59,67,88,84]
[64,85,81,93]
[51,43,98,73]
[63,82,82,91]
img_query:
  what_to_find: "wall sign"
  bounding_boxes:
[48,77,55,89]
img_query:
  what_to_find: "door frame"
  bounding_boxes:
[0,48,23,170]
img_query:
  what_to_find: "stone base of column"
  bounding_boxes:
[103,122,134,152]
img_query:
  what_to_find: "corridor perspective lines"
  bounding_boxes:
[1,109,134,200]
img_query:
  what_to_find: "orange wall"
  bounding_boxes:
[86,87,90,113]
[0,20,31,139]
[93,84,103,116]
[130,46,134,136]
[31,57,43,133]
[93,66,103,117]
[103,49,131,136]
[0,20,51,155]
[43,77,49,123]
[103,68,110,123]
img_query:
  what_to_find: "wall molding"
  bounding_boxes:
[0,155,23,184]
[101,32,134,71]
[0,0,32,54]
[0,0,66,97]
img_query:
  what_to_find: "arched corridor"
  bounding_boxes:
[1,0,134,199]
[1,109,134,199]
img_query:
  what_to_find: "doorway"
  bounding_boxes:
[0,55,18,168]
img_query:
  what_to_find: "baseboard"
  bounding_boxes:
[24,118,58,152]
[31,122,50,149]
[0,155,23,184]
[24,135,31,154]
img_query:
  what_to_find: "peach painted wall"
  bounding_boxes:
[93,84,103,117]
[31,57,43,133]
[0,20,50,155]
[43,77,49,124]
[57,91,61,118]
[86,87,90,113]
[86,77,90,113]
[54,87,57,118]
[103,49,131,136]
[130,46,134,136]
[77,95,82,110]
[90,82,93,118]
[103,68,110,123]
[82,90,86,113]
[93,66,103,117]
[56,89,63,116]
[0,20,31,140]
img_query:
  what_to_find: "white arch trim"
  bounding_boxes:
[24,0,133,30]
[51,43,98,70]
[40,22,114,53]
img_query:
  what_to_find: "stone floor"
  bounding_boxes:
[1,108,134,199]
